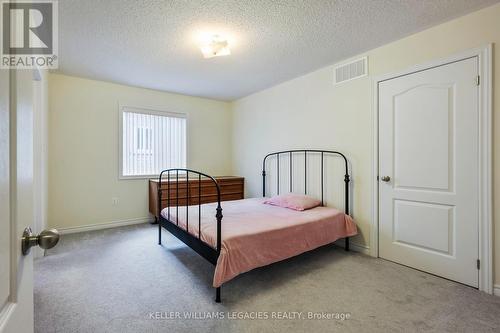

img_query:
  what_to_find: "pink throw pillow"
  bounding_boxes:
[263,193,321,211]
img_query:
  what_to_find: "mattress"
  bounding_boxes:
[161,197,357,287]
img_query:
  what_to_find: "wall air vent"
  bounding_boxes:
[334,56,368,85]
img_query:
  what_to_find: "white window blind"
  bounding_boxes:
[120,107,186,177]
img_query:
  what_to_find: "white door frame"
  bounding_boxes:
[371,45,493,294]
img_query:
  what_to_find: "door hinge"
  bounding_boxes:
[476,75,480,86]
[477,259,480,270]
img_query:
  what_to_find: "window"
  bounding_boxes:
[120,106,187,178]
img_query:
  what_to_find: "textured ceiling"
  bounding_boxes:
[56,0,499,101]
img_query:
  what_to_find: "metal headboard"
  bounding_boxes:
[262,149,350,215]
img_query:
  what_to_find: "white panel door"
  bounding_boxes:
[0,69,36,333]
[379,57,479,287]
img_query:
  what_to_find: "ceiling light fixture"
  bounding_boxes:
[200,35,231,59]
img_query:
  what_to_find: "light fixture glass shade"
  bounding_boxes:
[200,35,231,58]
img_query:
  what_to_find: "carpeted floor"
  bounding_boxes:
[34,223,500,333]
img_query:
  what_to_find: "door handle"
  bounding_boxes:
[22,227,60,255]
[381,176,391,182]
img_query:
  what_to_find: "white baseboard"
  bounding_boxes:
[334,238,370,255]
[56,220,369,255]
[494,285,500,297]
[57,217,153,235]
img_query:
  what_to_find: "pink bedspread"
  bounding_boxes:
[161,198,357,287]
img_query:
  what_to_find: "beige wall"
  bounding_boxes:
[48,74,232,230]
[231,4,500,284]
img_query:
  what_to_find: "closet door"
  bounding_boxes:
[378,57,479,287]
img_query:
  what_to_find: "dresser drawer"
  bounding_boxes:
[149,176,244,219]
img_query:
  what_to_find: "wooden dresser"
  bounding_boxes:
[149,176,244,221]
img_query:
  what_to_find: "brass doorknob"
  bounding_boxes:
[381,176,391,182]
[22,227,60,255]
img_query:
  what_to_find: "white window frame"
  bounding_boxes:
[118,104,188,180]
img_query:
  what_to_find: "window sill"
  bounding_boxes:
[119,173,187,180]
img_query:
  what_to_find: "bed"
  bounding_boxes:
[157,149,357,302]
